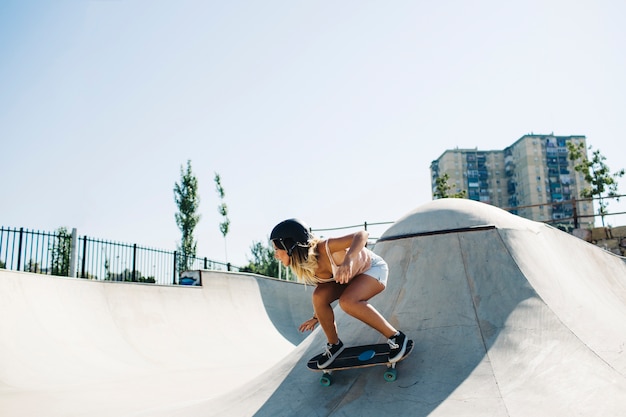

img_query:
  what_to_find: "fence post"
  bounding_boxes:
[81,236,87,278]
[203,257,208,269]
[132,244,137,282]
[69,228,78,278]
[17,227,24,271]
[173,251,177,285]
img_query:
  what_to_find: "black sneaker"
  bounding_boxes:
[317,340,345,369]
[388,331,408,363]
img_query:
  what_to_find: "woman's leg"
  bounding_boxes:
[312,282,345,344]
[338,274,398,339]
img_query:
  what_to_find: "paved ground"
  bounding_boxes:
[2,198,626,416]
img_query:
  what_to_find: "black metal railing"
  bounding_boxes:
[2,194,623,284]
[311,221,394,243]
[0,227,69,275]
[0,227,238,286]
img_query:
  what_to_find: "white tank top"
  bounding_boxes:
[324,240,372,280]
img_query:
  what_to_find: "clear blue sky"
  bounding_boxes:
[2,0,625,266]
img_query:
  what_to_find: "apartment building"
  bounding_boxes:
[431,134,594,229]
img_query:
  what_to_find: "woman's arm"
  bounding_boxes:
[328,230,369,284]
[298,315,319,332]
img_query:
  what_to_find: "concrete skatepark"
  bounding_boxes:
[2,198,626,416]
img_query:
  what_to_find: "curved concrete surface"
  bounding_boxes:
[0,270,312,417]
[2,198,626,416]
[183,199,626,417]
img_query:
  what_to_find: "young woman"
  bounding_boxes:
[270,218,408,369]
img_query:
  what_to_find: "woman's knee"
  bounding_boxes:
[338,294,362,314]
[338,277,384,313]
[312,284,341,308]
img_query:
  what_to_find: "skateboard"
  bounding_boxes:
[306,340,414,386]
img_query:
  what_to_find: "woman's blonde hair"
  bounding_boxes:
[289,237,322,285]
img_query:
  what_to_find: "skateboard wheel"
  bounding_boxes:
[320,374,333,386]
[383,368,397,382]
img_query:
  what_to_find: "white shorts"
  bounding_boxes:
[362,253,389,287]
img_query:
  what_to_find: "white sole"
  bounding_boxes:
[317,345,346,369]
[389,340,407,363]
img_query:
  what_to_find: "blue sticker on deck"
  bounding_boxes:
[358,350,376,361]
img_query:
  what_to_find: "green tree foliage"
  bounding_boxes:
[25,260,41,273]
[105,268,156,283]
[433,173,467,199]
[50,227,71,276]
[214,172,230,261]
[567,142,625,226]
[240,240,281,278]
[174,160,201,273]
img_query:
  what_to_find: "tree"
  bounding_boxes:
[25,260,41,273]
[433,173,467,199]
[240,240,282,279]
[214,172,230,262]
[106,268,155,283]
[567,142,625,226]
[50,227,71,276]
[174,160,201,273]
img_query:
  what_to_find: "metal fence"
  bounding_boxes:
[2,194,623,284]
[0,227,238,286]
[310,195,626,236]
[501,194,626,231]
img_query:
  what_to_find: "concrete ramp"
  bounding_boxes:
[2,199,626,416]
[0,270,312,417]
[200,199,626,416]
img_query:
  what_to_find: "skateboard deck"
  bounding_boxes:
[307,340,414,386]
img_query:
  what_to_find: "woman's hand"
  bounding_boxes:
[327,231,368,284]
[334,259,354,284]
[299,317,318,332]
